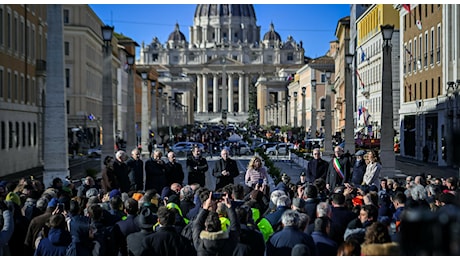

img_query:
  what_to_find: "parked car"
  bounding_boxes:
[87,146,102,157]
[266,143,294,155]
[171,142,205,155]
[222,141,252,155]
[255,142,278,153]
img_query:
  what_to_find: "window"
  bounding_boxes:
[63,9,69,24]
[436,25,441,62]
[267,55,272,62]
[28,122,31,146]
[13,15,17,52]
[430,28,434,65]
[152,53,158,62]
[8,122,13,148]
[13,73,17,101]
[232,55,237,60]
[7,71,11,99]
[0,8,3,46]
[0,69,3,98]
[320,98,325,109]
[22,122,25,147]
[173,56,178,62]
[65,68,70,88]
[7,12,11,48]
[65,41,70,55]
[66,100,69,114]
[287,52,293,61]
[15,122,19,147]
[33,123,36,146]
[424,32,428,67]
[1,122,4,150]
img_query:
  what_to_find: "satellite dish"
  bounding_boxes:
[416,20,422,30]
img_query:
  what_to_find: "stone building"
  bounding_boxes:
[138,4,305,124]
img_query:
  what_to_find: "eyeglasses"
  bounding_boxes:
[313,153,320,155]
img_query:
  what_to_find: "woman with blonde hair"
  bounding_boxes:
[362,150,381,188]
[245,155,269,189]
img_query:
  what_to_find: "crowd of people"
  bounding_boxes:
[1,142,460,256]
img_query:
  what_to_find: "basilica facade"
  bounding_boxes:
[138,4,305,124]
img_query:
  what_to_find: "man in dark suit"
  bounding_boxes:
[165,151,185,186]
[212,148,240,190]
[305,148,328,183]
[325,146,351,191]
[186,146,209,187]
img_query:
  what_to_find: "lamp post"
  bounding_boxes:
[311,79,317,139]
[301,86,306,138]
[324,71,333,155]
[293,91,298,127]
[151,80,159,146]
[101,25,114,170]
[380,24,395,178]
[221,57,228,125]
[126,54,136,150]
[140,71,150,158]
[344,53,355,154]
[445,80,459,165]
[286,95,290,125]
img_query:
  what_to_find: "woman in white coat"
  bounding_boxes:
[362,150,381,188]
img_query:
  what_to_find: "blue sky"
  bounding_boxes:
[89,4,351,58]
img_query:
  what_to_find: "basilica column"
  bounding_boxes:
[213,74,218,112]
[228,73,233,112]
[196,74,202,112]
[202,74,208,112]
[244,74,250,112]
[238,73,244,113]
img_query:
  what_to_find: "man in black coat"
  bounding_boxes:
[212,148,239,190]
[126,148,144,192]
[325,146,351,192]
[113,150,131,193]
[165,151,185,186]
[186,146,209,187]
[350,149,367,186]
[305,148,328,183]
[144,149,167,193]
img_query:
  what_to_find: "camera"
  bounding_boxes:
[57,203,65,211]
[211,192,223,200]
[258,178,264,185]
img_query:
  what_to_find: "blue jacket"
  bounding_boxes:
[34,228,72,256]
[266,226,317,256]
[311,231,338,256]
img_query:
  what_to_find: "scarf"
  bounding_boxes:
[333,158,344,179]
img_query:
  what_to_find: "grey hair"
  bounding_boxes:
[276,194,291,207]
[281,209,300,227]
[270,190,286,205]
[316,201,332,217]
[180,185,194,201]
[298,212,310,231]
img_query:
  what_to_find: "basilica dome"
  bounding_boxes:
[263,22,281,41]
[168,23,186,42]
[194,4,256,19]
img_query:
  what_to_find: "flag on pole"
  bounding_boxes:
[402,4,411,13]
[404,46,413,61]
[355,69,365,88]
[358,105,362,120]
[360,46,367,62]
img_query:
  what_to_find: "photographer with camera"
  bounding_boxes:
[191,191,240,255]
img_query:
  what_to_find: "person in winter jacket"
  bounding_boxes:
[34,213,72,256]
[192,191,240,255]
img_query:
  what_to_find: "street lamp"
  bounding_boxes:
[101,24,114,171]
[301,86,306,138]
[324,71,333,155]
[126,54,136,149]
[140,71,150,158]
[311,79,317,139]
[344,53,355,155]
[151,80,159,146]
[380,24,395,178]
[293,91,298,127]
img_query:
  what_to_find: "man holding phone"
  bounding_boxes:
[212,148,239,190]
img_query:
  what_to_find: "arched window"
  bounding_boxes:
[320,98,325,109]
